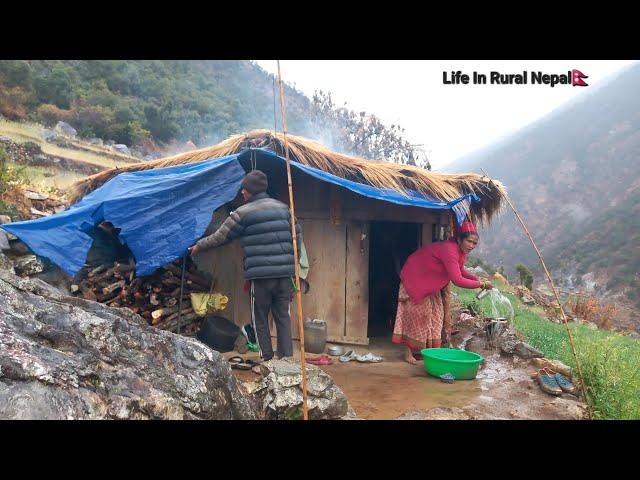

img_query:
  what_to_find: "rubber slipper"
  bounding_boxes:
[228,356,252,370]
[245,359,261,367]
[440,373,455,383]
[228,356,244,365]
[306,356,333,365]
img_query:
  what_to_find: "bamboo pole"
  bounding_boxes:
[480,169,592,418]
[277,60,309,420]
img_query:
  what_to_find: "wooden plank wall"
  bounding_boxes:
[195,170,445,345]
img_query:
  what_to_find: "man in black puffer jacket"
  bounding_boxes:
[189,170,301,361]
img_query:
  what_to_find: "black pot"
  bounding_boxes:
[196,315,240,353]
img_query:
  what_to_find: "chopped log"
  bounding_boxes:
[97,290,120,303]
[149,293,160,306]
[161,307,194,325]
[129,277,142,294]
[81,286,97,301]
[88,265,107,277]
[93,267,116,284]
[102,280,125,295]
[70,284,80,293]
[156,312,200,331]
[162,277,181,287]
[114,261,135,274]
[151,305,181,321]
[164,264,211,288]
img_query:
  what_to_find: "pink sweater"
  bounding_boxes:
[400,238,481,303]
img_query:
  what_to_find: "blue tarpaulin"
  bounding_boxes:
[2,148,479,278]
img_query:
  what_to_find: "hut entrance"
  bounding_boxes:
[367,221,420,338]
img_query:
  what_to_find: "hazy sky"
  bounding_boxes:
[255,60,636,170]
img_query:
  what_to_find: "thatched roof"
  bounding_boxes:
[68,129,508,223]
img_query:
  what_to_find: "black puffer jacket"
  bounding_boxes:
[196,192,302,280]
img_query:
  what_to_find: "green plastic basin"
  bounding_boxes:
[421,348,485,380]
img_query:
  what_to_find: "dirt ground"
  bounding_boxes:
[224,318,588,420]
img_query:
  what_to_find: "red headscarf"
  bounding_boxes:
[456,220,477,237]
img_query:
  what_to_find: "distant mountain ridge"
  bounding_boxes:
[447,61,640,327]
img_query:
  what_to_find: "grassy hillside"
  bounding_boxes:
[453,281,640,419]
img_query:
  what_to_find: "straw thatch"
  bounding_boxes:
[68,129,508,223]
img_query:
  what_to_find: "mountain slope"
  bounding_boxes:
[447,62,640,321]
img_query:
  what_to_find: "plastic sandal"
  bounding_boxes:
[554,373,577,395]
[355,352,383,363]
[537,368,562,396]
[339,350,357,363]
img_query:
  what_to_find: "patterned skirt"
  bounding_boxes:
[392,282,445,350]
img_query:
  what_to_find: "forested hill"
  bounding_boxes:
[0,60,424,166]
[0,60,316,147]
[448,62,640,313]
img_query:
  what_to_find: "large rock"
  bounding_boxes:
[7,240,29,255]
[55,121,77,138]
[13,255,45,276]
[112,144,130,155]
[251,359,351,419]
[42,129,58,142]
[0,231,10,251]
[0,269,257,419]
[0,253,14,273]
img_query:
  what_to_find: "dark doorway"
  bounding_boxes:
[367,221,420,338]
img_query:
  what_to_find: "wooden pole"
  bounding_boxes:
[277,60,309,421]
[480,169,592,417]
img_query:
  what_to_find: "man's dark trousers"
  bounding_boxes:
[250,278,293,360]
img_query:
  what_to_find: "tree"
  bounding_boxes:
[515,263,534,290]
[310,90,430,169]
[35,65,73,109]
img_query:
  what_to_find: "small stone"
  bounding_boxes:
[13,255,45,276]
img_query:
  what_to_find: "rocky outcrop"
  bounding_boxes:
[248,359,353,420]
[13,255,45,276]
[55,121,77,138]
[0,269,257,419]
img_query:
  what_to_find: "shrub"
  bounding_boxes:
[36,103,74,126]
[515,263,534,290]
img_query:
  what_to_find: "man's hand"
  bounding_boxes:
[188,245,199,256]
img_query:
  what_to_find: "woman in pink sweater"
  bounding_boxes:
[392,221,493,364]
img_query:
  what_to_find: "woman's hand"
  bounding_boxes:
[188,245,199,256]
[481,281,494,290]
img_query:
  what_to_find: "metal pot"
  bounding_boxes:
[326,345,344,356]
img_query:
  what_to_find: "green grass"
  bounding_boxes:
[452,282,640,419]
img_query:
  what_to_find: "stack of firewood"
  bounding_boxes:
[71,259,214,333]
